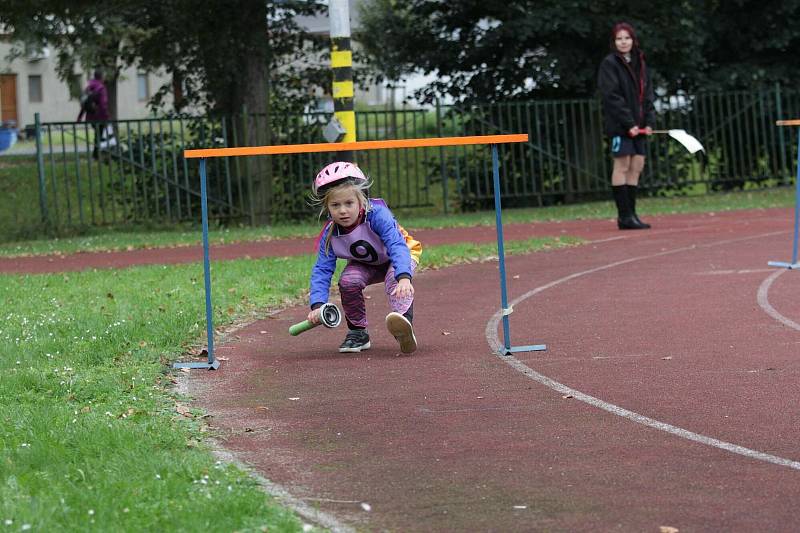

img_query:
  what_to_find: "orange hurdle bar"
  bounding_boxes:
[777,120,800,127]
[184,134,529,159]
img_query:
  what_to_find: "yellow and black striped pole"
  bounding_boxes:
[329,0,355,161]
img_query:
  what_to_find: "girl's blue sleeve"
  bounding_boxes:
[369,206,412,279]
[309,233,338,307]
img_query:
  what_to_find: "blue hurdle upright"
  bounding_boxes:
[768,119,800,270]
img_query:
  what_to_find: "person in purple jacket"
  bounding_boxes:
[77,69,110,158]
[307,161,423,354]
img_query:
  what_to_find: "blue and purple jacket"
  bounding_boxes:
[309,200,421,308]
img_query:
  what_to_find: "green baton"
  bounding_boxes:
[289,302,342,336]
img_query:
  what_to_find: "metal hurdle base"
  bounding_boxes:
[768,261,800,269]
[173,359,220,370]
[499,344,547,356]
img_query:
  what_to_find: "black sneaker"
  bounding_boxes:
[386,312,417,354]
[339,329,371,353]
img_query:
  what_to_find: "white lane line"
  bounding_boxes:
[485,230,800,471]
[210,447,356,533]
[757,269,800,330]
[587,236,628,244]
[494,355,800,471]
[177,379,355,533]
[696,268,776,275]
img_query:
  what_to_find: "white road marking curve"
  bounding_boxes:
[757,269,800,330]
[486,230,800,471]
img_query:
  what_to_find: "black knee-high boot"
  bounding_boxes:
[625,185,651,229]
[612,185,645,230]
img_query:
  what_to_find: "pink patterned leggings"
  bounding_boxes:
[338,260,416,329]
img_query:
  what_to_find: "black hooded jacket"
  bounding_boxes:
[597,51,656,137]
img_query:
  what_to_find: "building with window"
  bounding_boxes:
[0,37,169,129]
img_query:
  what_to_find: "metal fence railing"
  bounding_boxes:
[29,84,800,233]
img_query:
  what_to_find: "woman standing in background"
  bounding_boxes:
[597,22,656,230]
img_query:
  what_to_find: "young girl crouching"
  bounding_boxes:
[307,161,422,354]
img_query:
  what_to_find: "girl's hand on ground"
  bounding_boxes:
[307,308,322,325]
[391,278,414,299]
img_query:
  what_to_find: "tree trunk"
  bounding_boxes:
[107,74,118,121]
[245,55,273,224]
[236,3,272,224]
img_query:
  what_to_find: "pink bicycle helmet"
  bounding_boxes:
[313,162,367,195]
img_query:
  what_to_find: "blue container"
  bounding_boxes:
[0,128,17,153]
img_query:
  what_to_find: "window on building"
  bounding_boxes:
[67,74,82,100]
[137,73,149,101]
[28,75,43,103]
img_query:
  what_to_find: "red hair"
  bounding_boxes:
[610,22,640,52]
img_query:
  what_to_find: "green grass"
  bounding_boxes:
[1,257,315,532]
[0,224,322,258]
[0,157,48,240]
[0,184,795,257]
[0,235,579,531]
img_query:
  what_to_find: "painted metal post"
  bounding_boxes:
[776,83,788,178]
[330,0,355,161]
[200,158,217,367]
[767,120,800,270]
[792,132,800,264]
[173,158,220,369]
[492,145,512,353]
[242,105,256,226]
[34,113,49,227]
[768,125,800,270]
[436,99,448,215]
[492,144,547,354]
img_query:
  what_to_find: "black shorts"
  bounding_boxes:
[610,135,646,157]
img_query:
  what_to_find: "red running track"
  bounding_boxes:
[173,208,800,532]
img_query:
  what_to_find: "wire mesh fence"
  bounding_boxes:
[28,85,800,233]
